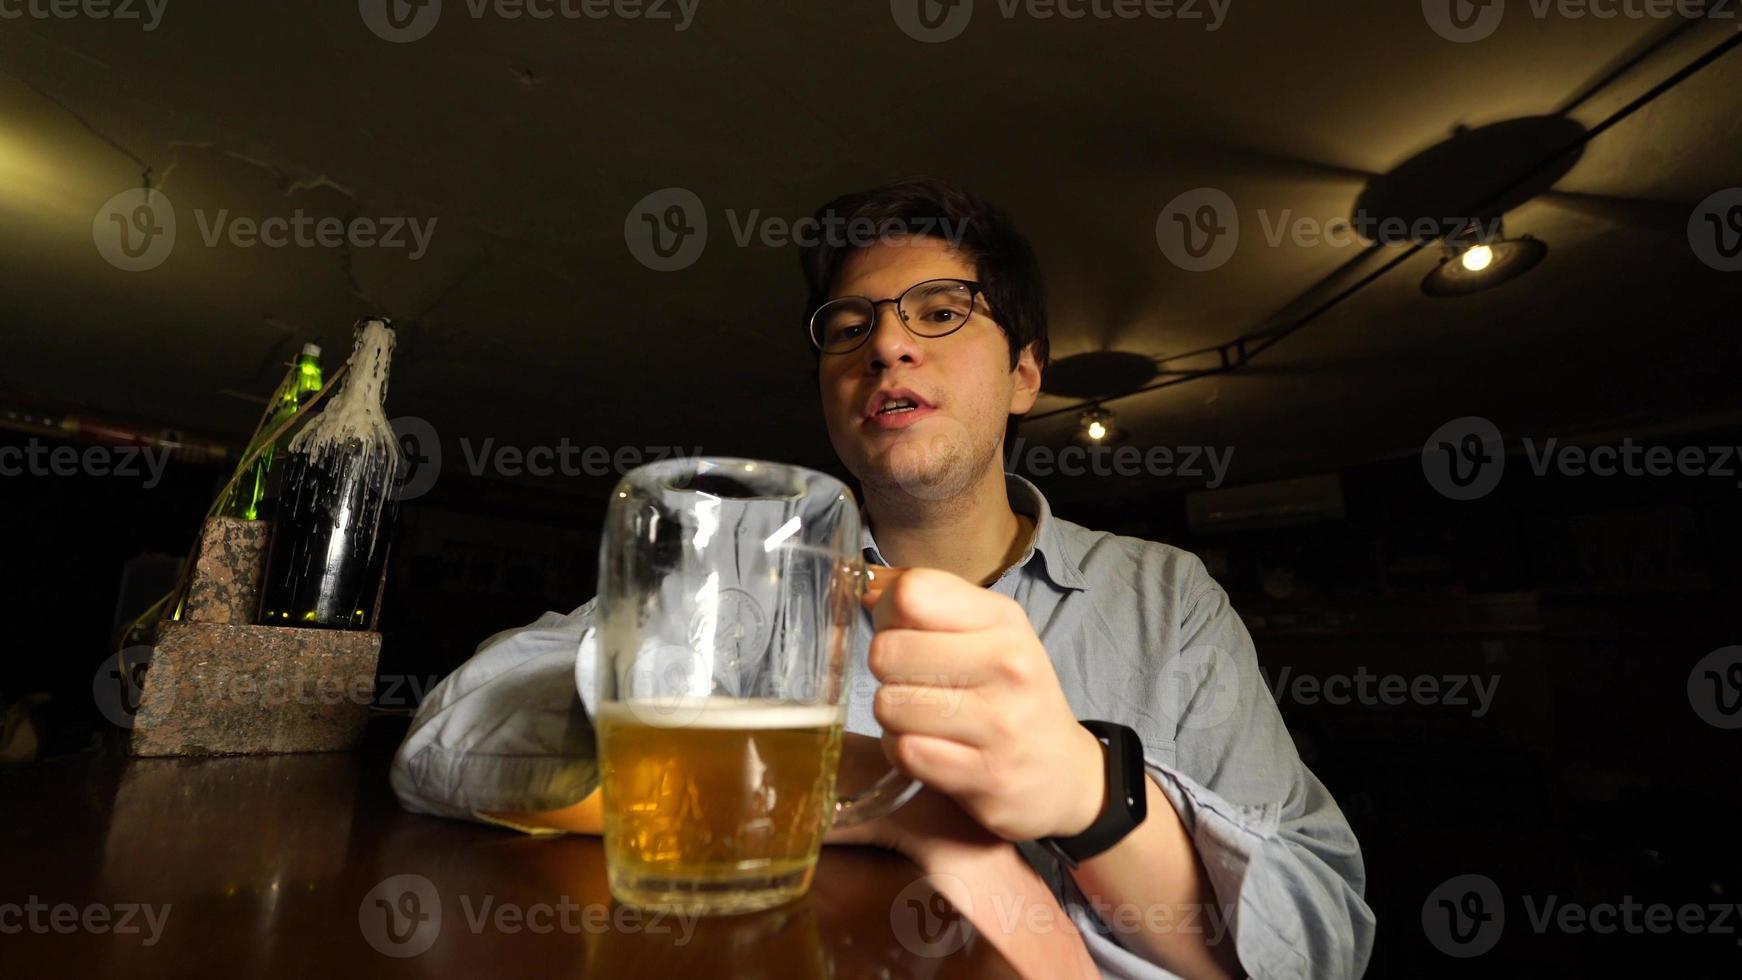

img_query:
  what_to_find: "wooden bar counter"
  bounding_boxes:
[0,719,1018,979]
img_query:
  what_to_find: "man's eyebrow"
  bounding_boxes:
[891,279,977,300]
[828,279,971,303]
[915,281,989,318]
[905,281,958,298]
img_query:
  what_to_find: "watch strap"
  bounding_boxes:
[1041,720,1147,869]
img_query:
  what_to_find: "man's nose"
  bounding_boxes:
[864,303,921,372]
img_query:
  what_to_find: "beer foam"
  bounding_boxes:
[597,698,843,730]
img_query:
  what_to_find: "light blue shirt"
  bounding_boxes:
[392,474,1375,978]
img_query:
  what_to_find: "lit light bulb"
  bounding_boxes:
[1460,244,1494,273]
[1079,407,1115,443]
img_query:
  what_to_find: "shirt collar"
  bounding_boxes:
[859,472,1089,592]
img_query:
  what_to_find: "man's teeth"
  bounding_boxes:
[878,398,918,415]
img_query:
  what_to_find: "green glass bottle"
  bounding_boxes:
[217,343,323,520]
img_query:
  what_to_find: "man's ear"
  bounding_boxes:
[1008,343,1042,415]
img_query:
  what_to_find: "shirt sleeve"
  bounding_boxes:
[1103,564,1376,979]
[389,600,601,824]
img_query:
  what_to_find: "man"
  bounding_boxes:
[392,179,1375,979]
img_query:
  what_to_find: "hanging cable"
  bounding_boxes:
[1027,29,1742,424]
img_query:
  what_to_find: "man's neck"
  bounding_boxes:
[863,462,1034,586]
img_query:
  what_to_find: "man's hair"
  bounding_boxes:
[798,178,1050,371]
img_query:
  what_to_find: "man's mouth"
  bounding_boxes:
[864,388,938,430]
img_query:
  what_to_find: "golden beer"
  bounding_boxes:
[597,698,846,914]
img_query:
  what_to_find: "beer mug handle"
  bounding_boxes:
[832,767,923,829]
[829,562,922,827]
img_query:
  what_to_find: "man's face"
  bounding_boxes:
[816,236,1040,501]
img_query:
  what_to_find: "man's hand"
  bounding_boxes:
[861,567,1106,843]
[824,732,1002,864]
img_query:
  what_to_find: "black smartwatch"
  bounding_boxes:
[1040,720,1148,869]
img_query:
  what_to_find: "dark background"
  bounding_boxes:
[4,1,1741,975]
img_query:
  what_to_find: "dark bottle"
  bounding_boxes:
[259,319,401,630]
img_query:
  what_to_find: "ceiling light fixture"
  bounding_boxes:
[1459,243,1494,273]
[1422,219,1546,297]
[1079,406,1116,444]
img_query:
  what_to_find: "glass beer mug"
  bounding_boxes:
[596,458,919,915]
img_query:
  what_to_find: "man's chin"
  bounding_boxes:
[866,461,956,500]
[858,439,981,504]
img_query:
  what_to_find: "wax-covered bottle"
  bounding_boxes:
[258,319,400,630]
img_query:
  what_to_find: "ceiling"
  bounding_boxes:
[3,1,1739,503]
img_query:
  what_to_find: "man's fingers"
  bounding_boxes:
[874,682,989,746]
[880,732,987,798]
[860,564,906,609]
[869,567,1011,632]
[867,627,1000,686]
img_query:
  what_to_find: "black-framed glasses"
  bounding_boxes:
[808,278,986,354]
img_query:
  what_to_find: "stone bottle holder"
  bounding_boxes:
[128,516,386,757]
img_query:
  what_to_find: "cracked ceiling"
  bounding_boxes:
[2,1,1739,502]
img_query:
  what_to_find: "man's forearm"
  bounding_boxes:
[907,839,1100,980]
[486,789,604,834]
[1067,775,1241,980]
